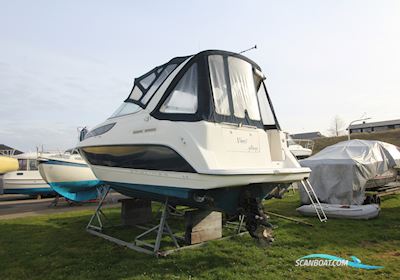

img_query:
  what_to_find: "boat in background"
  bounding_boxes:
[2,152,54,196]
[38,149,102,202]
[77,49,311,241]
[287,136,313,159]
[0,155,19,174]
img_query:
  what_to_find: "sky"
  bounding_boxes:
[1,0,400,152]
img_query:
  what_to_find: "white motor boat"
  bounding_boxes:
[38,149,102,201]
[288,137,313,159]
[2,152,54,196]
[77,50,311,240]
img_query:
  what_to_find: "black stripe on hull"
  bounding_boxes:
[80,145,196,173]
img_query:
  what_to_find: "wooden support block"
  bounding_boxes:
[185,210,222,244]
[120,198,152,226]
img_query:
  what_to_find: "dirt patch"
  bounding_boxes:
[359,240,378,247]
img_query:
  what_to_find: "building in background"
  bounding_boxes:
[0,144,23,156]
[290,131,326,140]
[348,119,400,134]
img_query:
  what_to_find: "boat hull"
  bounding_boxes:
[38,159,101,201]
[90,164,310,190]
[2,170,54,195]
[3,187,54,195]
[105,180,290,214]
[88,164,307,213]
[290,148,312,159]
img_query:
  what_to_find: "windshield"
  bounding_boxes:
[110,102,141,118]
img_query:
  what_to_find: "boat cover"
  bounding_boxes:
[299,140,400,205]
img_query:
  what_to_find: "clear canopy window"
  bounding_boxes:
[208,55,261,121]
[139,73,156,89]
[130,86,143,100]
[141,64,177,105]
[208,55,230,116]
[227,57,261,121]
[160,63,198,114]
[128,63,180,107]
[257,83,276,126]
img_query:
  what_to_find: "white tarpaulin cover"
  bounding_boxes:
[300,140,400,205]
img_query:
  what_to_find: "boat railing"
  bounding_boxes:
[0,149,17,156]
[291,139,315,151]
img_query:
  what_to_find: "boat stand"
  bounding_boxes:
[86,188,247,257]
[133,198,180,254]
[86,188,185,256]
[86,186,110,231]
[225,215,246,234]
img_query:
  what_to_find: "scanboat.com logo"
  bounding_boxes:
[295,254,383,270]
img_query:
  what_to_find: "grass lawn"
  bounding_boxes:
[0,193,399,280]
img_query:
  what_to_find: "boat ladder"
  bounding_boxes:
[300,179,328,222]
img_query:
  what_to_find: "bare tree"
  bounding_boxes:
[328,115,346,137]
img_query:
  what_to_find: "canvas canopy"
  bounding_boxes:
[299,140,400,205]
[112,50,280,130]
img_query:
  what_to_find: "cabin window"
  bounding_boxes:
[227,57,261,121]
[257,82,276,126]
[160,63,198,114]
[208,55,231,116]
[18,159,27,171]
[29,159,38,171]
[110,102,141,118]
[84,123,116,139]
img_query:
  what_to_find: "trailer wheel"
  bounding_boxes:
[364,195,372,205]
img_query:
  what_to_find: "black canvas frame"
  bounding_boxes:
[151,50,279,129]
[125,56,190,108]
[260,81,281,130]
